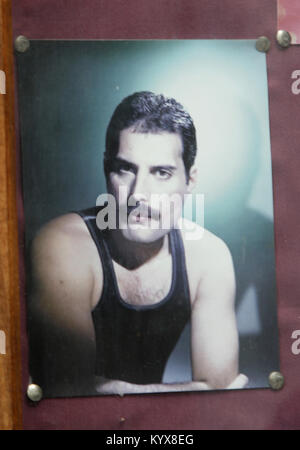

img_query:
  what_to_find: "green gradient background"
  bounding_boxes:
[17,40,279,389]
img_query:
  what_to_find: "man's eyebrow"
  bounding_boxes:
[151,165,177,171]
[113,157,137,170]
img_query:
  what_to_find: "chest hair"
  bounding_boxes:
[113,256,172,306]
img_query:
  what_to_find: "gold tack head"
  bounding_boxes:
[15,35,30,53]
[255,36,271,53]
[268,371,284,390]
[27,383,43,402]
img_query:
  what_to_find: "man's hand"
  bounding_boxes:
[226,373,248,389]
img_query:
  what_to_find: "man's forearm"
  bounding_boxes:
[95,373,248,396]
[95,377,211,396]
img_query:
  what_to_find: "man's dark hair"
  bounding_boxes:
[104,91,197,179]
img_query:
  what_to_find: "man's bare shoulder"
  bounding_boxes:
[32,213,89,250]
[31,213,100,270]
[31,213,103,311]
[178,218,235,304]
[31,213,93,282]
[179,218,232,264]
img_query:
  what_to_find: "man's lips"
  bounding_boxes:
[131,214,149,223]
[127,205,160,221]
[128,212,157,223]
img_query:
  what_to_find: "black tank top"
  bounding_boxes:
[76,206,191,385]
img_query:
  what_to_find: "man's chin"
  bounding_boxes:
[119,227,169,244]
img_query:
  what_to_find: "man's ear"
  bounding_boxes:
[187,165,197,192]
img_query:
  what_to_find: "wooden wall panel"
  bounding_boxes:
[0,0,22,431]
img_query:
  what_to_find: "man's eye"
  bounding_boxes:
[155,169,172,180]
[116,164,134,174]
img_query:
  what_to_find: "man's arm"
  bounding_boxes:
[28,216,98,397]
[95,374,247,396]
[190,237,242,389]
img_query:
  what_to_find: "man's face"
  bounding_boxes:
[107,127,193,243]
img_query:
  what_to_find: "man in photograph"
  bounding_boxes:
[28,91,247,397]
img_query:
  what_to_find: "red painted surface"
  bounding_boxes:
[278,0,300,43]
[12,0,300,430]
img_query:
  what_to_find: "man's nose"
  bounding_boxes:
[130,171,149,203]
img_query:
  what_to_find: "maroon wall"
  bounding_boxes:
[12,0,300,429]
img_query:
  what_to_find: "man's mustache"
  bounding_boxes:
[127,202,160,221]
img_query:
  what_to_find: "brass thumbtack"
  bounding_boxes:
[268,371,284,390]
[255,36,271,53]
[15,35,30,53]
[27,383,43,402]
[276,30,291,48]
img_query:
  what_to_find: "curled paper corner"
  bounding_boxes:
[278,1,286,21]
[290,31,298,44]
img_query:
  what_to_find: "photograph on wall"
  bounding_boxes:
[16,39,279,398]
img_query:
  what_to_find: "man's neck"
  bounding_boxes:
[105,230,170,270]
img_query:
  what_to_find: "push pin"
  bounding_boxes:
[276,30,291,48]
[14,35,30,53]
[255,36,271,53]
[268,371,284,390]
[27,383,43,402]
